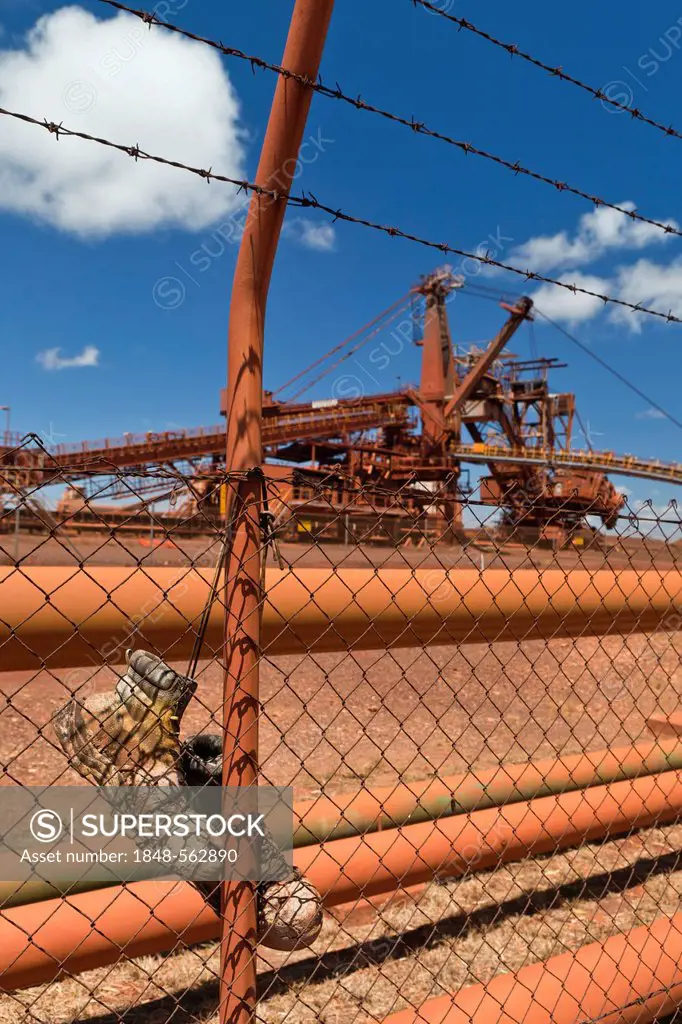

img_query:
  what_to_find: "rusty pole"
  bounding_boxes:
[220,2,335,1022]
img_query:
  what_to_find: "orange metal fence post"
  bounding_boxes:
[220,2,335,1022]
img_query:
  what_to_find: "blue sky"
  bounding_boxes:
[1,0,681,510]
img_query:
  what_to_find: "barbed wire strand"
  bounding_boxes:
[411,0,682,145]
[3,103,682,326]
[92,0,682,244]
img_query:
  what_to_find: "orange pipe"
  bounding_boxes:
[294,768,682,904]
[3,736,680,914]
[3,769,682,992]
[1,567,680,671]
[293,738,682,844]
[383,912,682,1024]
[3,737,680,914]
[0,882,216,992]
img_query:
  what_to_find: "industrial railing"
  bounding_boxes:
[455,442,682,484]
[50,423,226,455]
[0,398,410,482]
[5,431,681,491]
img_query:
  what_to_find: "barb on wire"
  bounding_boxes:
[411,0,682,145]
[2,103,682,325]
[93,0,682,243]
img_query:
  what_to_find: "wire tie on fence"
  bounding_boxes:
[251,467,285,573]
[186,526,229,681]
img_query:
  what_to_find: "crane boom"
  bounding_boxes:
[442,297,534,421]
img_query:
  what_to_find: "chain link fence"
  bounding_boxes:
[0,449,681,1024]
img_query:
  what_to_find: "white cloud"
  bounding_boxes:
[0,6,245,237]
[284,218,336,251]
[36,345,99,370]
[610,257,682,333]
[531,273,610,324]
[510,202,678,275]
[636,407,667,420]
[532,256,682,330]
[514,204,682,329]
[511,230,590,273]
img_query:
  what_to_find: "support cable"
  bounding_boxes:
[535,309,682,432]
[289,300,413,400]
[273,292,411,399]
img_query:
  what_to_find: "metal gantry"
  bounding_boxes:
[2,271,678,545]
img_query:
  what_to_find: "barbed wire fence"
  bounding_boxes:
[2,102,681,325]
[410,0,682,141]
[84,0,682,243]
[1,3,682,1024]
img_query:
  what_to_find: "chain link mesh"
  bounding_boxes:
[0,443,681,1023]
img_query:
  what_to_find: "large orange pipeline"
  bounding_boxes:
[294,768,682,904]
[0,882,216,992]
[3,769,682,991]
[2,737,680,914]
[1,566,680,671]
[383,911,682,1024]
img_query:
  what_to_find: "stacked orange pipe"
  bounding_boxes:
[3,768,682,991]
[294,768,682,905]
[293,737,682,844]
[2,736,680,913]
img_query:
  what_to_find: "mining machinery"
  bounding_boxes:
[221,267,626,544]
[2,267,678,546]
